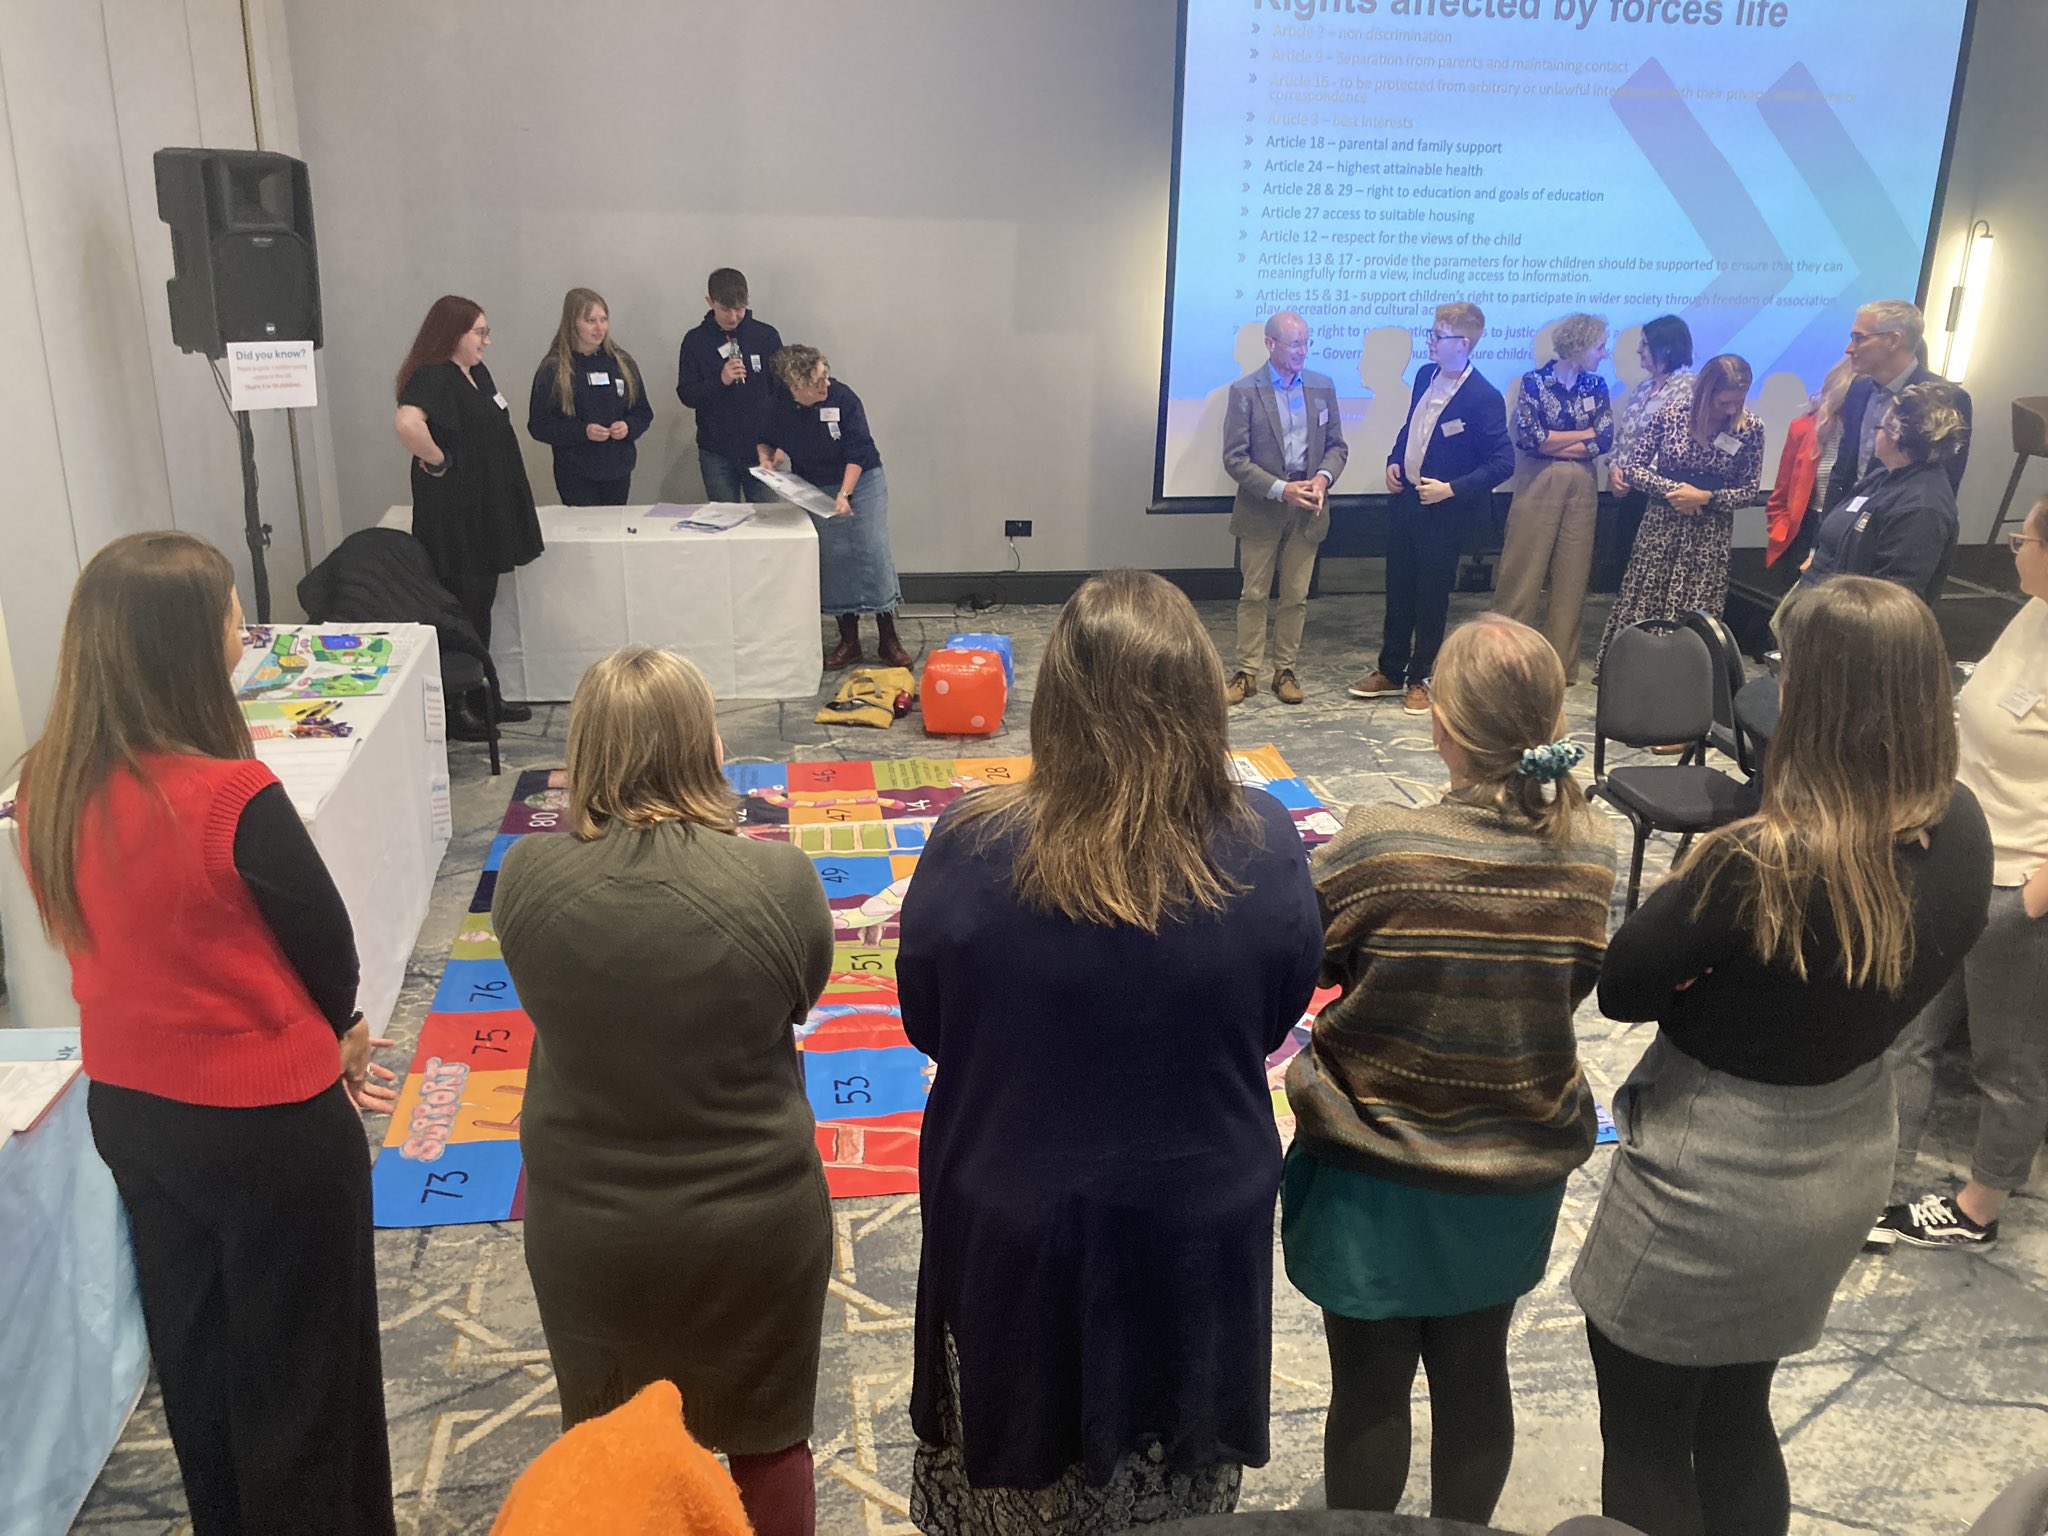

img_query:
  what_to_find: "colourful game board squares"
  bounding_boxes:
[372,752,1331,1227]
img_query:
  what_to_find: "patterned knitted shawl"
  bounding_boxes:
[1287,794,1618,1194]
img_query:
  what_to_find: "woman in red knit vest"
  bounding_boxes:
[18,532,399,1536]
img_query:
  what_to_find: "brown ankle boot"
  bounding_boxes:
[875,612,913,669]
[824,614,863,669]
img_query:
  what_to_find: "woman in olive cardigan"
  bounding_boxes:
[495,647,834,1536]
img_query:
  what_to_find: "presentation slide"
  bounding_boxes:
[1156,0,1972,502]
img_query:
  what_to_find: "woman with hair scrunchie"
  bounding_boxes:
[1282,614,1616,1521]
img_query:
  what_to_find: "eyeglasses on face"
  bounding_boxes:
[2009,533,2042,553]
[1846,329,1899,346]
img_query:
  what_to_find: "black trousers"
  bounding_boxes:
[443,571,500,649]
[1378,492,1468,686]
[88,1080,395,1536]
[552,463,632,506]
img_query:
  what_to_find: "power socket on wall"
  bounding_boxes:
[1004,520,1033,538]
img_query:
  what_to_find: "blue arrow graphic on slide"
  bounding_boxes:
[1755,62,1919,378]
[1610,59,1792,362]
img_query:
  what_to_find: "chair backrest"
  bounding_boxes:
[2012,397,2048,460]
[1596,621,1714,757]
[1679,610,1743,736]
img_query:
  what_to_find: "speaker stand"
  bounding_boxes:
[234,409,273,623]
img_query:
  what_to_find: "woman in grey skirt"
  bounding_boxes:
[1572,576,1992,1534]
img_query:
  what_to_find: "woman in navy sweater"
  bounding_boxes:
[758,345,911,669]
[898,570,1322,1534]
[526,287,654,505]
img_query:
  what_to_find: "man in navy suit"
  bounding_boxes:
[1350,303,1515,714]
[1821,299,1973,516]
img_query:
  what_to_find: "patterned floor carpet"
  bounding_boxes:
[71,590,2048,1535]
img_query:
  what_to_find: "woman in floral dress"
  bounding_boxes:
[1596,353,1764,679]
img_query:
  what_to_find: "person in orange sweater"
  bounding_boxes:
[18,531,398,1536]
[1765,359,1855,570]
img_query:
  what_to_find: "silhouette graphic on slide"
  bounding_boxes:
[1164,322,1271,497]
[1338,326,1420,475]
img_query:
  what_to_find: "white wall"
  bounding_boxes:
[282,0,1234,578]
[1926,0,2048,540]
[0,0,336,743]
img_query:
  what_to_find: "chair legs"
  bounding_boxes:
[1988,453,2031,546]
[1624,822,1649,914]
[482,687,501,777]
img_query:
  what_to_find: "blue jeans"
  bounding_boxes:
[698,448,776,504]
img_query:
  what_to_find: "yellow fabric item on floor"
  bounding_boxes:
[814,666,916,729]
[490,1379,751,1536]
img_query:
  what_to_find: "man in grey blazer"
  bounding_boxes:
[1223,311,1348,703]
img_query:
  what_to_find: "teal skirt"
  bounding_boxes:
[1280,1142,1565,1321]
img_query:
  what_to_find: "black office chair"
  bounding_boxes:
[1679,608,1754,778]
[297,528,502,776]
[1588,621,1753,912]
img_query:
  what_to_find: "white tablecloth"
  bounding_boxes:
[379,503,824,701]
[0,1031,147,1536]
[0,623,449,1038]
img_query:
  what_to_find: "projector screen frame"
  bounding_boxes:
[1148,0,1982,517]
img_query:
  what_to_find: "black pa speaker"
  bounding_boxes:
[153,148,322,359]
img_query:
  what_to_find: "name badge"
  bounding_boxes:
[1713,431,1743,455]
[750,354,762,371]
[1441,418,1465,437]
[492,391,508,411]
[587,371,610,386]
[1317,406,1329,426]
[2000,685,2042,719]
[1841,496,1869,517]
[819,407,842,423]
[719,340,739,359]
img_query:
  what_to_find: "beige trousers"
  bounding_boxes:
[1236,516,1320,675]
[1494,460,1599,683]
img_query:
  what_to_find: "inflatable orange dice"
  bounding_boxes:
[920,648,1008,735]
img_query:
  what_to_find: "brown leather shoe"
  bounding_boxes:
[1225,671,1256,705]
[1273,669,1304,704]
[875,614,913,670]
[1347,669,1403,699]
[1403,684,1431,715]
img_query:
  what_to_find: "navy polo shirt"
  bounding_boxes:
[761,379,882,490]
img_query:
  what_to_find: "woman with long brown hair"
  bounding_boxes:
[525,286,653,505]
[898,569,1322,1534]
[1596,352,1765,680]
[1283,614,1615,1522]
[392,294,542,725]
[494,647,834,1536]
[18,532,396,1535]
[1573,576,1992,1533]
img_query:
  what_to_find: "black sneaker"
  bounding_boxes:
[1875,1193,1998,1249]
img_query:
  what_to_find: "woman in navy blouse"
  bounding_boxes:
[525,288,653,506]
[758,345,910,669]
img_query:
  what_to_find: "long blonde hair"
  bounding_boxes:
[1680,576,1956,992]
[1811,357,1857,447]
[547,287,641,416]
[1429,615,1591,845]
[565,648,734,840]
[21,533,251,951]
[947,569,1254,930]
[1688,353,1753,447]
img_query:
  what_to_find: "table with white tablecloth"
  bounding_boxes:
[0,622,450,1038]
[379,502,824,701]
[0,1029,147,1536]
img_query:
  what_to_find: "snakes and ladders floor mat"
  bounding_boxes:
[371,749,1339,1227]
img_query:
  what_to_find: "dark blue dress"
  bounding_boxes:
[898,787,1321,1494]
